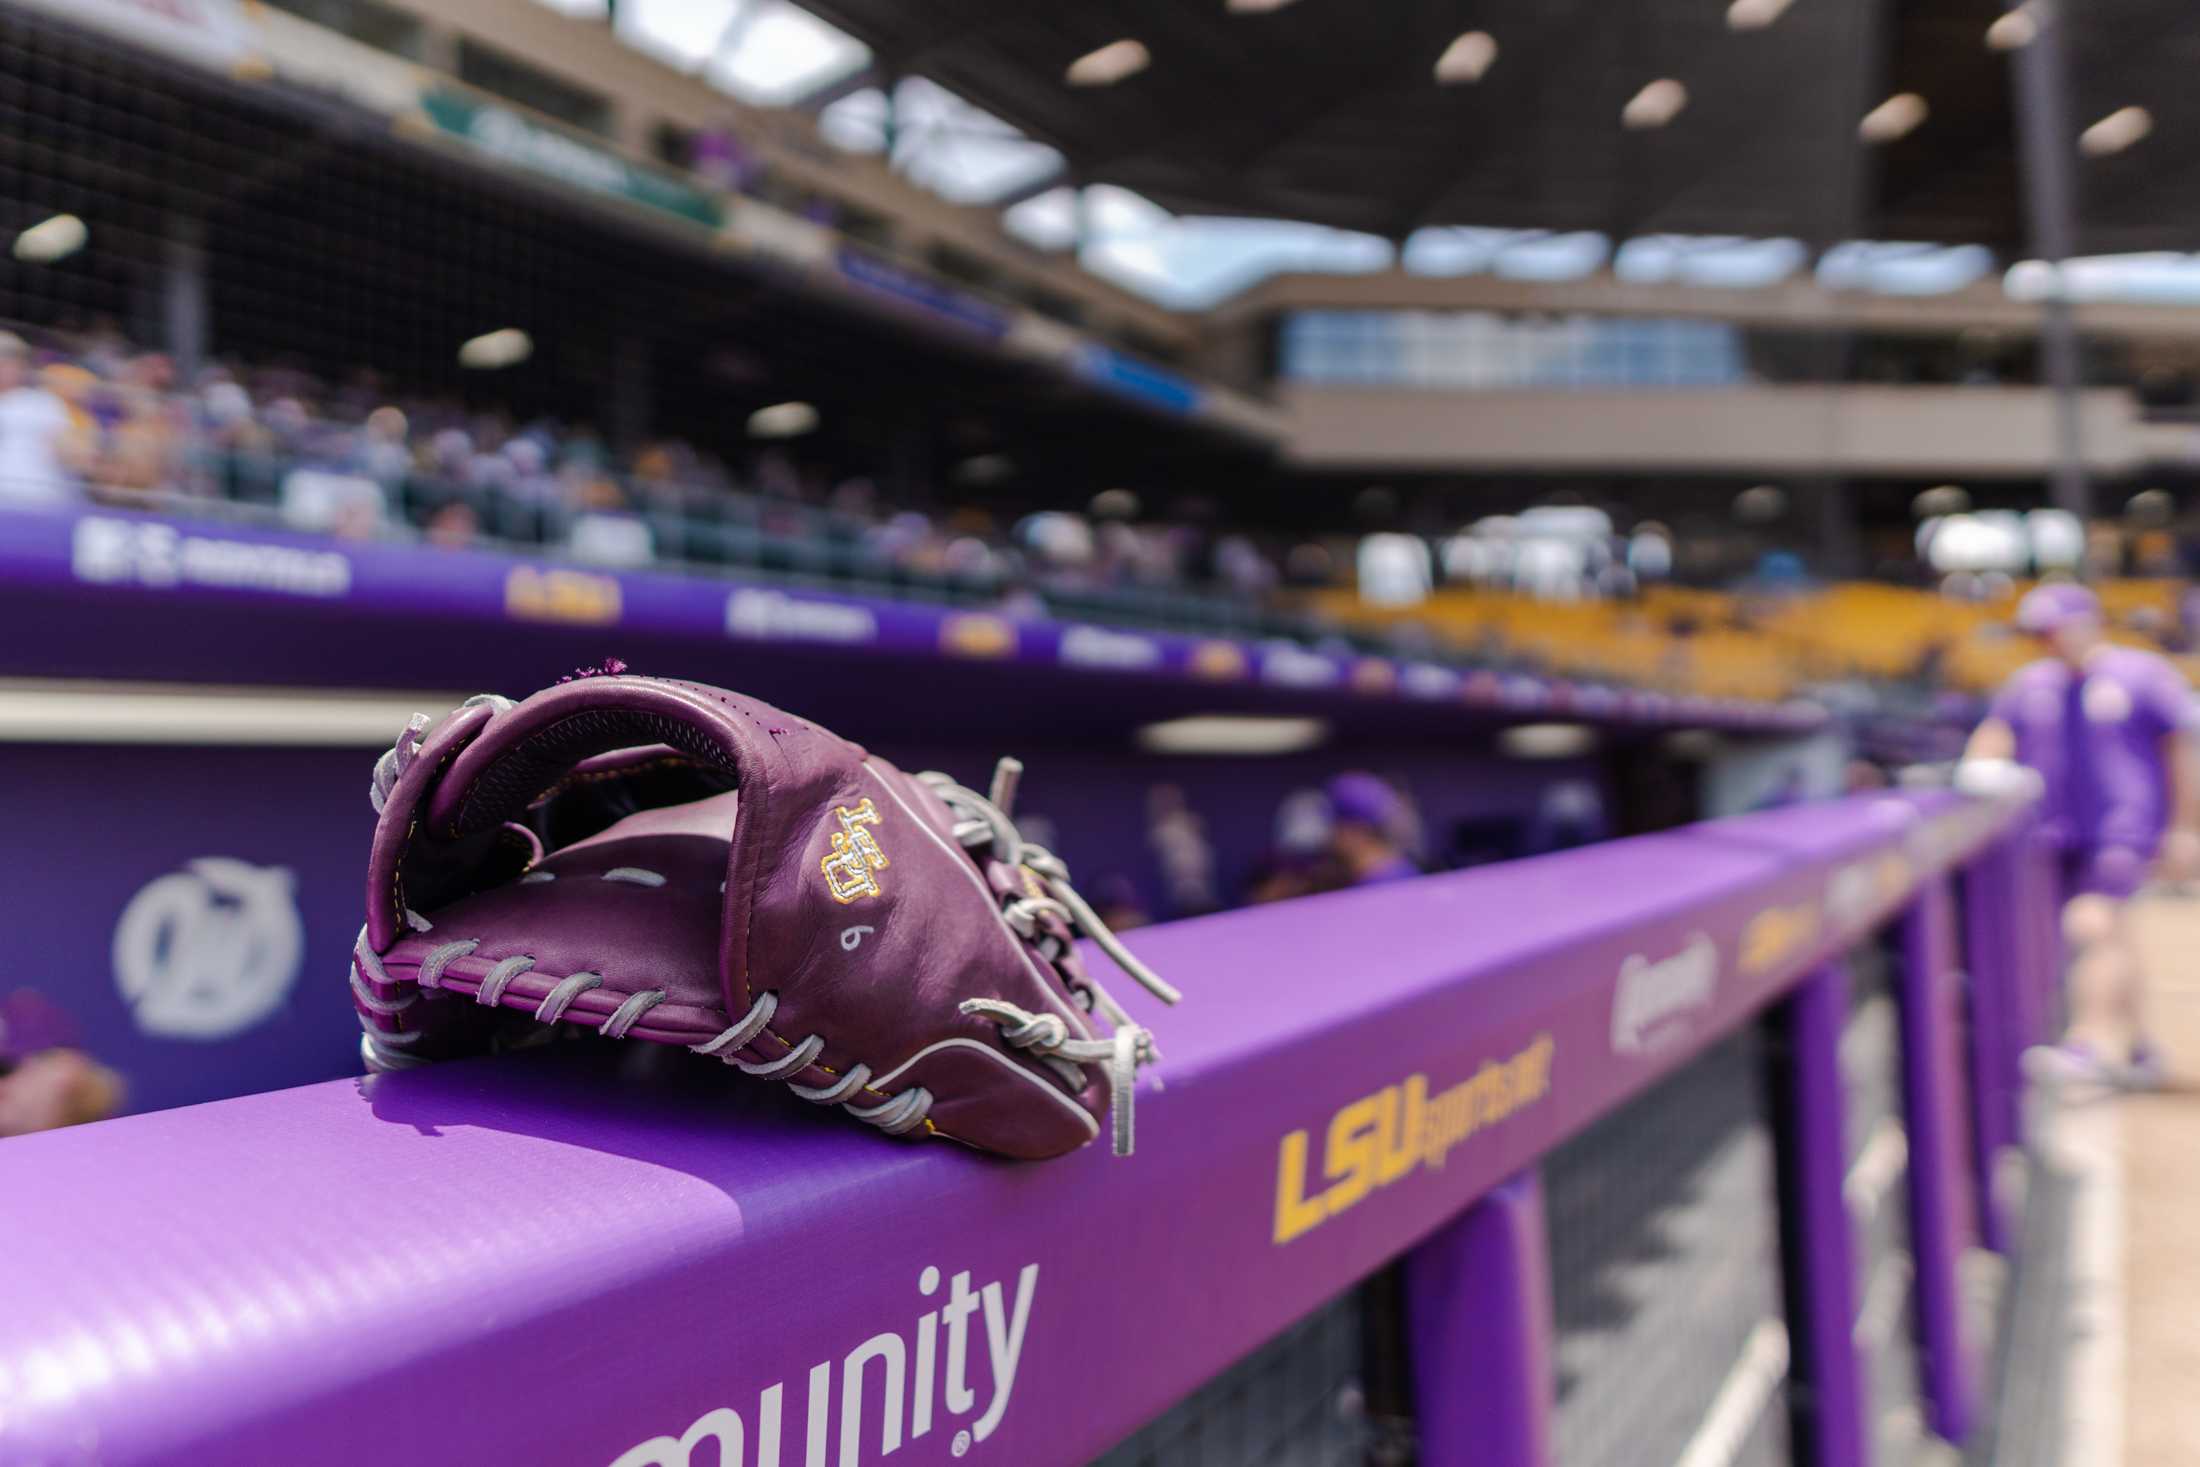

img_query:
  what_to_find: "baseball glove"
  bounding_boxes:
[349,672,1179,1159]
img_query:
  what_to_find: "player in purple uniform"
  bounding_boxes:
[1325,772,1423,886]
[1962,582,2200,1087]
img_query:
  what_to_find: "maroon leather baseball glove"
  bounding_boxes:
[350,673,1177,1159]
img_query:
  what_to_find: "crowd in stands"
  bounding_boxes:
[1322,574,2200,704]
[0,319,1324,636]
[11,318,2200,708]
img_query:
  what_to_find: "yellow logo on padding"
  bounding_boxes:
[503,565,621,625]
[940,614,1015,659]
[821,799,890,903]
[1740,901,1820,976]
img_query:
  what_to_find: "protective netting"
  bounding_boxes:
[0,7,1326,643]
[1091,1286,1372,1467]
[1094,940,2026,1467]
[1843,944,1935,1467]
[1088,1028,1792,1467]
[1548,1027,1790,1467]
[0,4,756,431]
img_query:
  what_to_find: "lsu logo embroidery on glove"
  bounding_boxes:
[822,798,890,903]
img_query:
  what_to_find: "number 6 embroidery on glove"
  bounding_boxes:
[840,925,875,951]
[821,798,890,903]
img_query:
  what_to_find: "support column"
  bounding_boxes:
[885,409,930,508]
[1897,877,1978,1443]
[1811,478,1863,580]
[2009,0,2091,520]
[1074,183,1097,257]
[880,68,903,169]
[609,332,652,456]
[2024,819,2067,1038]
[162,215,209,385]
[1403,1170,1554,1467]
[1765,961,1871,1467]
[1960,838,2023,1253]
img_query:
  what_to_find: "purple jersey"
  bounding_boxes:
[1353,853,1423,886]
[1987,646,2198,853]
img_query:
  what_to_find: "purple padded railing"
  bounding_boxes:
[0,788,2043,1467]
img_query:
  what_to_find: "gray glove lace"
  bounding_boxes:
[920,758,1180,1156]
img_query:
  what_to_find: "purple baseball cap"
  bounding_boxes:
[0,990,82,1067]
[2015,582,2101,636]
[1326,771,1403,831]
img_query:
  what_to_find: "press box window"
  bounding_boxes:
[255,0,425,59]
[456,38,612,138]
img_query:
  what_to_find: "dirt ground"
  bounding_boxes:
[2118,896,2200,1467]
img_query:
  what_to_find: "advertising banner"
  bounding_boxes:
[834,247,1013,340]
[1072,343,1203,416]
[416,87,723,231]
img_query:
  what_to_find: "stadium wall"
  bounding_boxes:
[1,731,1606,1117]
[1281,382,2164,475]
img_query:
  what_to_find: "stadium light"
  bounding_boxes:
[2080,106,2152,157]
[456,328,531,370]
[2128,487,2174,523]
[1985,7,2038,49]
[1662,729,1723,761]
[747,401,819,439]
[954,453,1016,485]
[2004,258,2060,300]
[1134,715,1328,756]
[1734,485,1787,523]
[1858,93,1928,143]
[1725,0,1793,30]
[1498,723,1598,760]
[1433,31,1497,84]
[1065,39,1150,87]
[13,213,87,264]
[1913,484,1971,518]
[1621,79,1688,130]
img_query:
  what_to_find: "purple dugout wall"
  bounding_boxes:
[2,737,1596,1116]
[0,786,2046,1466]
[1,503,1702,1116]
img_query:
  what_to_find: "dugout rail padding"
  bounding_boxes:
[0,788,2049,1467]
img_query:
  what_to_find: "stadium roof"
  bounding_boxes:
[785,0,2195,259]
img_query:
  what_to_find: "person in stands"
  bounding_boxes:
[1963,581,2200,1089]
[0,333,84,506]
[1325,772,1423,886]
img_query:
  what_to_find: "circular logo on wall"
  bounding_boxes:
[112,859,303,1040]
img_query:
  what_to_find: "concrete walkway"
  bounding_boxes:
[1975,890,2200,1467]
[2119,895,2200,1467]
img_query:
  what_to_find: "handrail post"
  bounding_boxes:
[1897,876,1978,1443]
[1960,838,2021,1253]
[1404,1169,1553,1467]
[1766,960,1871,1467]
[2025,819,2066,1038]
